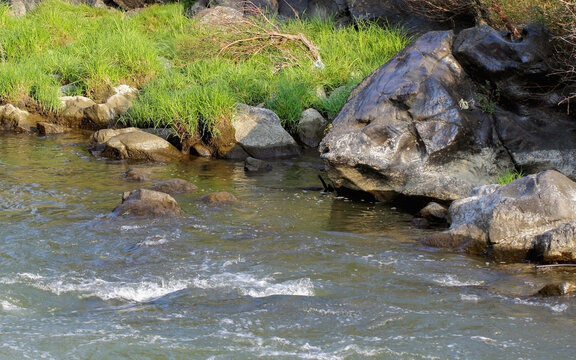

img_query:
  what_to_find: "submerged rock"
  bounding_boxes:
[199,191,238,205]
[537,282,576,297]
[91,128,183,162]
[111,188,183,217]
[423,170,576,263]
[150,179,198,195]
[122,168,152,182]
[244,157,272,172]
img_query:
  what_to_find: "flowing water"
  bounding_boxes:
[0,133,575,360]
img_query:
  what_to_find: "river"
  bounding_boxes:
[0,133,574,359]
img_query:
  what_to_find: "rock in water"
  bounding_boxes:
[199,191,238,205]
[90,128,183,162]
[423,170,576,263]
[111,189,183,217]
[150,179,198,194]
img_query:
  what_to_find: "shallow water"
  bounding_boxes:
[0,133,575,359]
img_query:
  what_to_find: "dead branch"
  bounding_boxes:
[219,31,321,62]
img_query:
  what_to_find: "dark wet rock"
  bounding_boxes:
[423,170,576,263]
[537,282,576,297]
[199,191,238,205]
[228,103,300,160]
[298,108,328,148]
[36,122,71,135]
[244,157,273,172]
[122,168,152,182]
[150,179,198,194]
[453,24,552,81]
[320,30,512,202]
[411,217,429,229]
[90,128,183,162]
[111,189,183,217]
[320,25,576,203]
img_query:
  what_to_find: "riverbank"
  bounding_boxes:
[0,1,409,143]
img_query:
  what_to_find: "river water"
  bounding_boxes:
[0,133,574,359]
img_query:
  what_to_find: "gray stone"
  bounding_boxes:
[423,170,576,263]
[319,30,512,202]
[230,103,300,159]
[36,122,70,135]
[111,188,183,217]
[298,108,328,148]
[91,128,183,162]
[0,104,36,132]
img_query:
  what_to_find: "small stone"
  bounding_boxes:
[150,179,198,194]
[199,191,238,205]
[36,122,70,135]
[122,168,152,182]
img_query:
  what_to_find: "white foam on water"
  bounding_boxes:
[511,297,569,313]
[34,277,189,303]
[138,235,168,246]
[0,300,21,312]
[431,274,484,287]
[460,294,481,302]
[192,273,315,297]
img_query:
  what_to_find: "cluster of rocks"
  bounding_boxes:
[0,85,139,134]
[111,171,238,218]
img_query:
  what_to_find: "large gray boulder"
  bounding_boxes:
[320,30,512,202]
[423,170,576,263]
[320,25,576,202]
[111,189,183,217]
[90,127,183,162]
[228,103,300,159]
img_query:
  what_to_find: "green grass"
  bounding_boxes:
[497,169,525,185]
[0,0,410,140]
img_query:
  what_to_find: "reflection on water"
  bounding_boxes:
[0,133,575,359]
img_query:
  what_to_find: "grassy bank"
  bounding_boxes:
[0,0,410,139]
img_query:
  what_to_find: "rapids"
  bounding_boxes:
[0,133,574,359]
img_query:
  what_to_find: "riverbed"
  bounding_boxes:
[0,133,574,359]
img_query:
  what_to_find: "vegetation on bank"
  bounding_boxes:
[0,0,409,139]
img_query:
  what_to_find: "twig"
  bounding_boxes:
[219,31,321,62]
[535,264,576,268]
